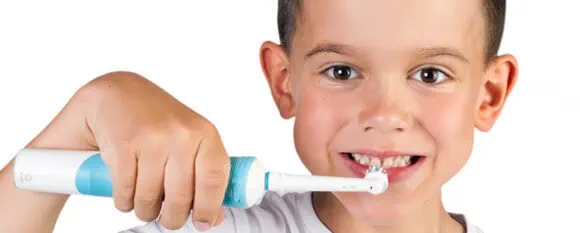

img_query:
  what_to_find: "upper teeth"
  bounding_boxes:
[351,153,413,169]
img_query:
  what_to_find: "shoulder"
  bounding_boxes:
[450,213,485,233]
[119,192,323,233]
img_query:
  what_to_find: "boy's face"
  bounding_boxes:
[261,0,516,226]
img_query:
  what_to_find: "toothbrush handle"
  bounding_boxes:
[13,149,266,208]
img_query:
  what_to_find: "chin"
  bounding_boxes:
[334,191,415,226]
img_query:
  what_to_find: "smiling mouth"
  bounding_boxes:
[344,152,423,170]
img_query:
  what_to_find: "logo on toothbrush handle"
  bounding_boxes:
[343,184,356,189]
[20,172,33,183]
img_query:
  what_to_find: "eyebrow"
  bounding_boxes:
[305,43,469,64]
[305,43,357,59]
[417,47,470,64]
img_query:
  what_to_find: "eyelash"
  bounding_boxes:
[321,65,362,81]
[408,66,452,84]
[321,64,453,85]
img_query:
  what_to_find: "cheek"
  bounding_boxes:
[419,92,475,182]
[293,86,347,174]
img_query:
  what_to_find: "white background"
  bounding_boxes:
[0,1,578,232]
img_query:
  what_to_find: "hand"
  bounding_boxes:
[82,71,230,231]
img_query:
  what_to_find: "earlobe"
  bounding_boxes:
[475,54,519,132]
[259,41,296,119]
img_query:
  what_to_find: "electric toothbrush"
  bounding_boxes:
[13,148,388,208]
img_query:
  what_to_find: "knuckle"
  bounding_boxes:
[172,122,198,141]
[190,117,218,138]
[174,117,221,146]
[135,192,161,207]
[102,141,132,158]
[115,139,133,151]
[134,129,169,153]
[199,169,228,190]
[115,183,135,200]
[107,143,131,157]
[201,121,219,138]
[141,128,168,143]
[168,191,193,207]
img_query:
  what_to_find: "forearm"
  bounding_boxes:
[0,82,99,233]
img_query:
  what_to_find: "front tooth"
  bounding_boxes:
[370,157,381,167]
[359,156,370,165]
[394,157,406,167]
[383,157,394,169]
[353,153,362,162]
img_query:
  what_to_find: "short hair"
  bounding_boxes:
[277,0,506,63]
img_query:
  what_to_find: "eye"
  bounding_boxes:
[323,65,361,81]
[410,67,449,84]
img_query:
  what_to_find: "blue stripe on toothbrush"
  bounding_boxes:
[73,153,259,208]
[223,156,256,208]
[264,171,270,190]
[75,153,113,197]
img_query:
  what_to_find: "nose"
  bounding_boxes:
[359,90,413,134]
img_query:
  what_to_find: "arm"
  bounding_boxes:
[0,71,231,233]
[0,81,98,233]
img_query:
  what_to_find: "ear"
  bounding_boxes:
[475,54,519,132]
[259,41,295,119]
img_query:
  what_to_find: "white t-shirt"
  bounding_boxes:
[120,192,483,233]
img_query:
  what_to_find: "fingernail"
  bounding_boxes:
[193,221,211,231]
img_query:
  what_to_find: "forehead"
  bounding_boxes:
[294,0,486,61]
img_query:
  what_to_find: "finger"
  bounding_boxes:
[214,208,226,226]
[134,150,167,222]
[105,146,137,212]
[191,132,230,230]
[159,146,195,230]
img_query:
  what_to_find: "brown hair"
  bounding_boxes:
[277,0,506,63]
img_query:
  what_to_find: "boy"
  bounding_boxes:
[0,0,517,232]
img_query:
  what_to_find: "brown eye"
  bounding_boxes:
[325,65,360,80]
[410,67,449,84]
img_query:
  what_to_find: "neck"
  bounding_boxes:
[312,192,464,233]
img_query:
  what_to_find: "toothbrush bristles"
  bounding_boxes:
[367,165,383,174]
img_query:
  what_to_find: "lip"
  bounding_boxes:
[339,153,425,183]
